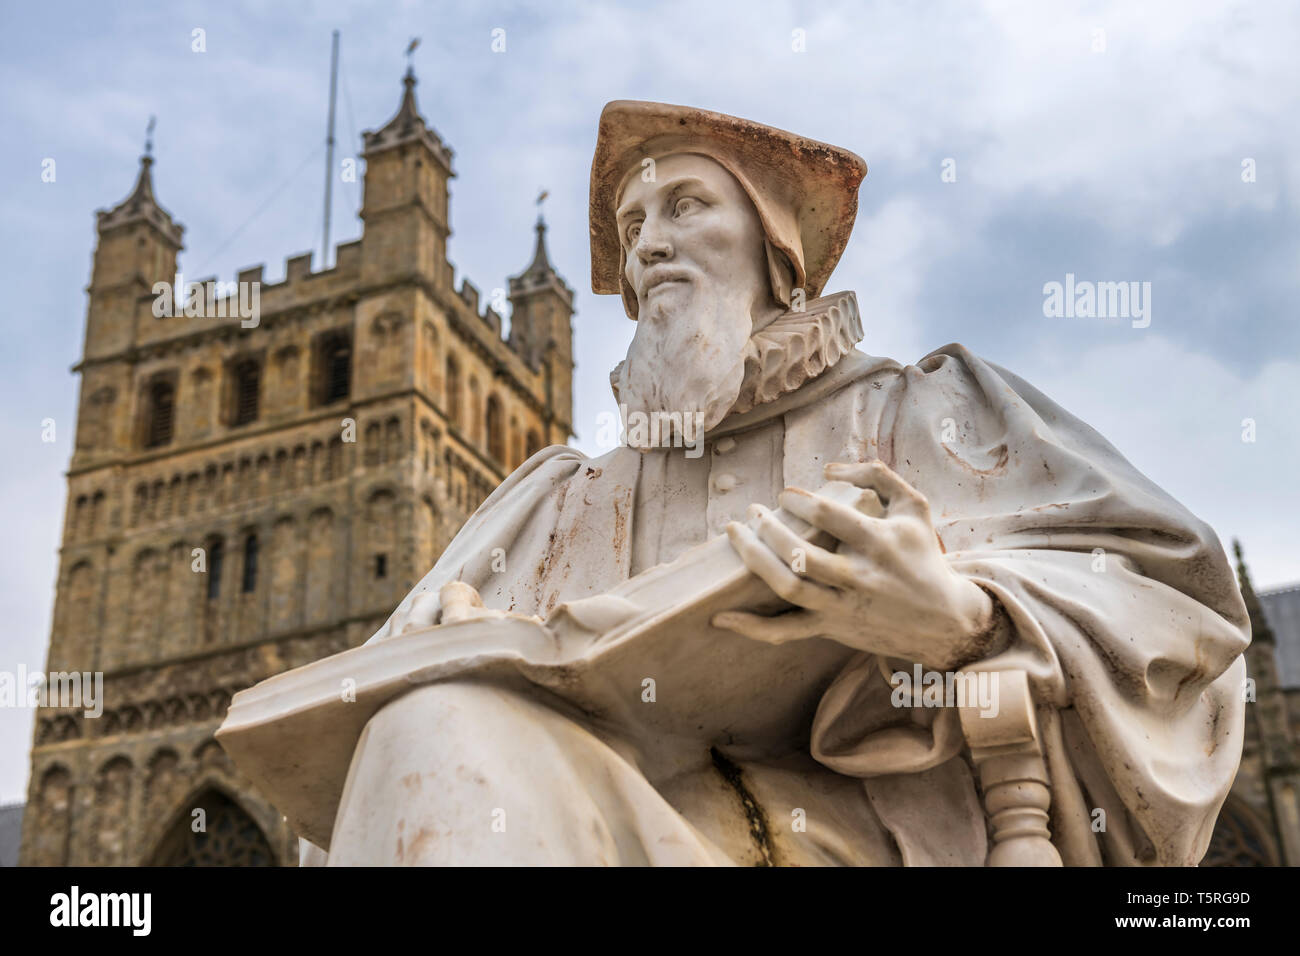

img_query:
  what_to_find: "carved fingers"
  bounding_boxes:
[712,608,828,644]
[724,519,835,610]
[777,487,885,555]
[823,459,930,521]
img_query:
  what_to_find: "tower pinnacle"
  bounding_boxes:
[95,125,183,247]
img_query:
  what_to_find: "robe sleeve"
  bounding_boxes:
[811,343,1249,865]
[365,445,588,644]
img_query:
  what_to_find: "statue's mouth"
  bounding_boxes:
[640,267,692,297]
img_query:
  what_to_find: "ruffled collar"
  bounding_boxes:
[609,290,864,420]
[727,291,863,417]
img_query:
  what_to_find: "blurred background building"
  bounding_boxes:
[14,67,574,866]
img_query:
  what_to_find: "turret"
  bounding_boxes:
[508,215,574,440]
[360,67,454,284]
[85,148,184,361]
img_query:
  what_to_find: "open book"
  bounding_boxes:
[216,481,879,849]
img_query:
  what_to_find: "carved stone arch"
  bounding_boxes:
[268,513,301,632]
[58,559,97,665]
[422,319,440,396]
[273,447,288,490]
[305,506,338,626]
[182,471,200,516]
[188,693,211,721]
[468,376,482,444]
[33,763,75,865]
[485,394,505,464]
[164,473,182,519]
[144,700,166,729]
[310,439,325,484]
[131,483,148,526]
[1202,794,1281,866]
[143,780,277,867]
[194,738,231,772]
[91,754,133,864]
[127,549,161,657]
[145,747,182,812]
[71,494,89,539]
[210,688,232,717]
[164,696,187,724]
[364,420,382,467]
[53,714,80,742]
[384,415,402,464]
[122,706,144,733]
[291,444,307,489]
[445,355,462,428]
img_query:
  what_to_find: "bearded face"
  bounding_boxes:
[614,153,783,446]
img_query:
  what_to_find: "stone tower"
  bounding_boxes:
[19,69,574,866]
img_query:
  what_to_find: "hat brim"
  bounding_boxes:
[590,100,866,305]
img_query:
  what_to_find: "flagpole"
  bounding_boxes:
[322,29,339,270]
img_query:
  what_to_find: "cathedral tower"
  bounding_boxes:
[20,70,575,866]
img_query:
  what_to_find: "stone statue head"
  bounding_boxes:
[589,101,867,441]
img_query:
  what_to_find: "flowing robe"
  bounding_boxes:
[315,342,1248,866]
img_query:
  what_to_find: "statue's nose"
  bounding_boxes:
[634,228,673,264]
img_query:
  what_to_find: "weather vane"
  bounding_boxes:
[405,37,420,73]
[145,115,156,157]
[536,188,549,225]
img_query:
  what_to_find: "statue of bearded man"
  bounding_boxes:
[277,102,1248,867]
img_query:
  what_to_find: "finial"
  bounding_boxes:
[405,36,420,78]
[145,115,156,159]
[536,188,549,227]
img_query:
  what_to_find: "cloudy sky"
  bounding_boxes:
[1,0,1297,803]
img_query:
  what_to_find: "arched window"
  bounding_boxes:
[468,377,482,444]
[1202,796,1280,866]
[149,789,275,866]
[232,359,261,426]
[312,329,351,406]
[445,356,461,428]
[241,533,258,593]
[486,395,505,463]
[525,429,542,459]
[146,381,175,448]
[207,539,224,600]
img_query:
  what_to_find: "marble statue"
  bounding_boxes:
[218,101,1250,866]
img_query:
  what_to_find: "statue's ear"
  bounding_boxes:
[765,240,795,309]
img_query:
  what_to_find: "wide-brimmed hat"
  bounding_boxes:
[590,100,867,318]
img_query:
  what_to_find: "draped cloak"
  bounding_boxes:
[323,332,1248,867]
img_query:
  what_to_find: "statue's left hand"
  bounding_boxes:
[713,460,1005,671]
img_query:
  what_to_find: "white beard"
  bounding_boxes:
[616,282,753,450]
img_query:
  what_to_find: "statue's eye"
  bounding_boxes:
[625,222,641,245]
[673,197,701,217]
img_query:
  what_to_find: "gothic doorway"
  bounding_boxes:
[1202,795,1280,867]
[149,788,276,866]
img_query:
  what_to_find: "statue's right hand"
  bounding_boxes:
[392,580,531,635]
